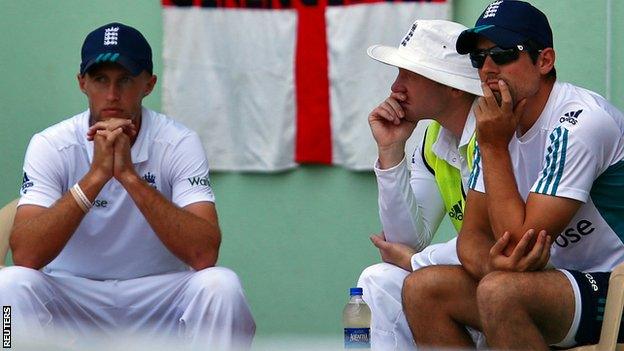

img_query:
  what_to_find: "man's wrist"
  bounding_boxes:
[377,144,406,169]
[477,141,510,154]
[85,168,111,188]
[402,254,414,272]
[117,170,141,187]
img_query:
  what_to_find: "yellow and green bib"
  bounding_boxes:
[421,121,476,232]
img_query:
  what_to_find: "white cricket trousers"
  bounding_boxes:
[358,238,478,350]
[0,266,255,350]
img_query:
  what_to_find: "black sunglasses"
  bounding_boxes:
[469,44,537,69]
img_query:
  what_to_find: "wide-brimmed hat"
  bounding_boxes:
[368,19,483,96]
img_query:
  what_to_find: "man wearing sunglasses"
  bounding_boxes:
[356,19,485,350]
[402,1,624,349]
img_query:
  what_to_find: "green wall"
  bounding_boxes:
[1,0,622,340]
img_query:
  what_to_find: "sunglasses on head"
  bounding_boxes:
[469,44,538,69]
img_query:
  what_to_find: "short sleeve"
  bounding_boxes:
[18,134,65,208]
[531,113,616,202]
[166,132,215,208]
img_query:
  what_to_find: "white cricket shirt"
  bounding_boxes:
[19,107,215,280]
[469,82,624,272]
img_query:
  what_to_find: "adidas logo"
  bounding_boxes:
[559,109,583,125]
[401,23,417,47]
[448,200,463,220]
[21,172,34,193]
[482,1,503,19]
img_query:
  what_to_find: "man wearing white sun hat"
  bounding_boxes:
[356,19,485,350]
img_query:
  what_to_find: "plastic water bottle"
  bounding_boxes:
[343,287,371,349]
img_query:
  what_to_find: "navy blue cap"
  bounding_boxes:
[456,1,553,54]
[80,22,153,76]
[350,287,363,296]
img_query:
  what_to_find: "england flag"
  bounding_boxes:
[162,0,450,171]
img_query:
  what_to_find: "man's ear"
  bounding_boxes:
[448,86,469,99]
[449,87,462,97]
[538,48,555,76]
[143,74,157,97]
[77,73,87,94]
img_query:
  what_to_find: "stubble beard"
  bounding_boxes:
[493,82,517,108]
[493,91,503,105]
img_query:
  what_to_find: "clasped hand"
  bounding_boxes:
[87,118,137,182]
[488,229,552,273]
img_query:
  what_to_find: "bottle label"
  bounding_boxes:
[344,327,370,349]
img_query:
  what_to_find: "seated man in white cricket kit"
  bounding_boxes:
[402,1,624,349]
[356,19,486,350]
[0,23,255,349]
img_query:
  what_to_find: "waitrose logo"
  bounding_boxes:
[188,176,210,187]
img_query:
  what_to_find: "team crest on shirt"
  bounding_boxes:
[20,172,34,194]
[142,172,157,189]
[559,109,583,125]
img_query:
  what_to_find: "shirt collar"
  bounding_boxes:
[431,100,477,161]
[458,102,477,149]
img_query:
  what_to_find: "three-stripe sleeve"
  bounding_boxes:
[534,127,569,195]
[468,143,481,190]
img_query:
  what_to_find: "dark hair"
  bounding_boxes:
[524,40,556,79]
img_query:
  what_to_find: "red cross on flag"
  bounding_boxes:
[162,0,450,171]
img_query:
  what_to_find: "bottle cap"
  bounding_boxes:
[350,287,363,296]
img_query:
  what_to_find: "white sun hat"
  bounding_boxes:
[368,19,483,97]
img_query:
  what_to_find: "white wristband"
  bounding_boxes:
[70,183,92,213]
[69,187,88,213]
[73,184,92,210]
